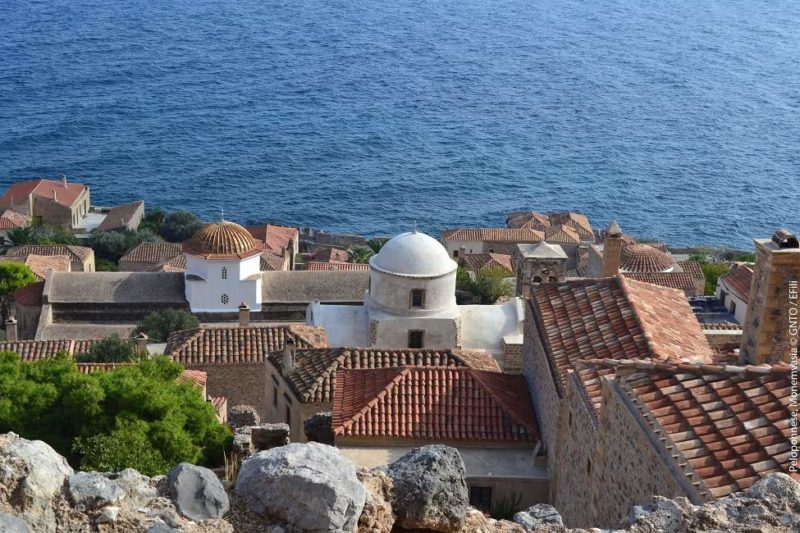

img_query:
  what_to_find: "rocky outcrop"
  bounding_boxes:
[167,463,230,521]
[228,405,260,429]
[304,411,334,445]
[387,444,469,532]
[235,442,366,532]
[513,504,564,530]
[251,424,290,451]
[357,468,395,532]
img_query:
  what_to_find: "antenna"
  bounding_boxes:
[220,208,225,222]
[413,220,418,233]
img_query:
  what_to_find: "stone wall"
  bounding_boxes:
[502,340,523,372]
[185,363,269,419]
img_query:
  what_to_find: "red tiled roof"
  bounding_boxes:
[442,228,545,243]
[548,212,593,237]
[260,250,287,271]
[545,225,581,245]
[620,243,675,272]
[149,255,187,272]
[531,276,713,395]
[246,224,298,253]
[619,361,794,498]
[506,211,551,230]
[6,245,93,263]
[177,369,208,388]
[0,339,99,361]
[0,179,87,209]
[333,367,538,443]
[313,247,350,263]
[2,254,71,281]
[97,201,144,232]
[76,362,129,374]
[165,325,328,365]
[460,253,514,275]
[305,261,370,271]
[270,347,501,403]
[14,281,45,307]
[0,210,30,229]
[120,242,182,264]
[678,260,705,282]
[719,264,753,303]
[622,272,699,294]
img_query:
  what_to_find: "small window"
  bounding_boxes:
[730,300,736,314]
[285,405,291,425]
[410,289,426,309]
[469,486,493,511]
[587,458,592,476]
[453,250,459,258]
[533,276,542,284]
[408,330,424,349]
[221,294,230,305]
[221,267,228,280]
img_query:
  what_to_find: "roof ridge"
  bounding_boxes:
[575,357,791,376]
[616,275,676,360]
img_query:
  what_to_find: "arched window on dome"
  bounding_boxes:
[221,267,228,280]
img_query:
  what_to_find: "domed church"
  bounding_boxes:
[308,229,524,364]
[184,220,264,312]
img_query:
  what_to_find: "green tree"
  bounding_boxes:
[7,220,79,246]
[89,228,163,263]
[160,211,203,242]
[76,334,139,363]
[139,207,166,234]
[0,353,229,476]
[366,238,386,255]
[348,245,374,264]
[0,261,38,325]
[134,309,199,343]
[472,266,515,304]
[702,262,731,296]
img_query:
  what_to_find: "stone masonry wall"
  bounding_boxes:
[185,363,268,418]
[502,341,523,372]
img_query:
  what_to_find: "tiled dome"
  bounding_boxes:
[619,243,674,273]
[184,221,260,259]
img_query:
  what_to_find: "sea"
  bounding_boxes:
[1,0,798,249]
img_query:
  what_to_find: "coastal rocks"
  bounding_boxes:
[228,405,260,429]
[0,432,73,532]
[513,504,564,530]
[251,424,290,451]
[235,442,366,532]
[167,463,230,521]
[304,411,334,445]
[387,445,468,532]
[357,468,395,532]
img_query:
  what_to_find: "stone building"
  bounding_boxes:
[0,177,91,229]
[96,200,145,233]
[441,228,546,258]
[515,242,568,298]
[245,224,299,271]
[264,345,500,442]
[522,276,714,492]
[0,210,30,245]
[555,359,793,528]
[2,254,71,281]
[164,324,328,418]
[307,230,524,367]
[5,244,95,272]
[715,263,753,324]
[739,228,800,364]
[459,252,514,278]
[333,366,547,510]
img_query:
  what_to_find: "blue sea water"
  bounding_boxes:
[1,0,798,249]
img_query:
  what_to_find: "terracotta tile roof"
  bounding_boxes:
[120,242,182,264]
[2,254,71,281]
[0,179,87,209]
[0,210,30,229]
[14,281,45,307]
[177,369,208,388]
[246,224,298,253]
[544,225,581,245]
[719,264,753,303]
[506,211,551,230]
[620,243,675,272]
[165,325,328,365]
[149,255,187,272]
[459,253,514,275]
[260,250,287,271]
[678,260,705,282]
[96,201,144,232]
[548,212,593,237]
[270,347,501,403]
[622,272,699,294]
[313,247,350,263]
[333,367,538,443]
[6,245,93,263]
[305,261,370,271]
[0,339,98,361]
[442,228,545,243]
[530,277,713,396]
[617,360,793,498]
[76,362,129,373]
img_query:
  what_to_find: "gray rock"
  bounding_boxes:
[235,442,366,532]
[627,496,692,533]
[232,429,254,458]
[0,433,74,532]
[0,513,30,533]
[387,445,468,532]
[68,471,126,510]
[95,506,120,524]
[251,423,290,451]
[513,504,564,530]
[146,524,181,533]
[166,463,230,521]
[113,468,159,506]
[304,411,334,445]
[745,472,800,509]
[228,405,260,428]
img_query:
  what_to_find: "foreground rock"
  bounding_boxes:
[250,424,290,451]
[387,444,469,532]
[167,463,230,521]
[228,405,260,429]
[236,442,366,532]
[513,504,564,530]
[357,468,395,532]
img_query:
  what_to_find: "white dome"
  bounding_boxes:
[370,231,457,278]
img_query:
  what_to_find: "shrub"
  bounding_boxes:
[348,245,373,264]
[89,228,163,263]
[160,211,203,242]
[0,261,38,324]
[7,220,79,246]
[134,309,199,343]
[0,353,229,476]
[702,262,731,296]
[76,334,139,363]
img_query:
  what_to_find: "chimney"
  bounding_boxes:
[739,228,800,364]
[238,302,250,327]
[5,317,18,342]
[602,221,623,277]
[135,332,149,355]
[53,189,58,203]
[281,336,296,375]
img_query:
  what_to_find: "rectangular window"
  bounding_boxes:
[285,405,292,425]
[408,330,424,349]
[410,289,425,309]
[469,486,492,511]
[453,250,459,258]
